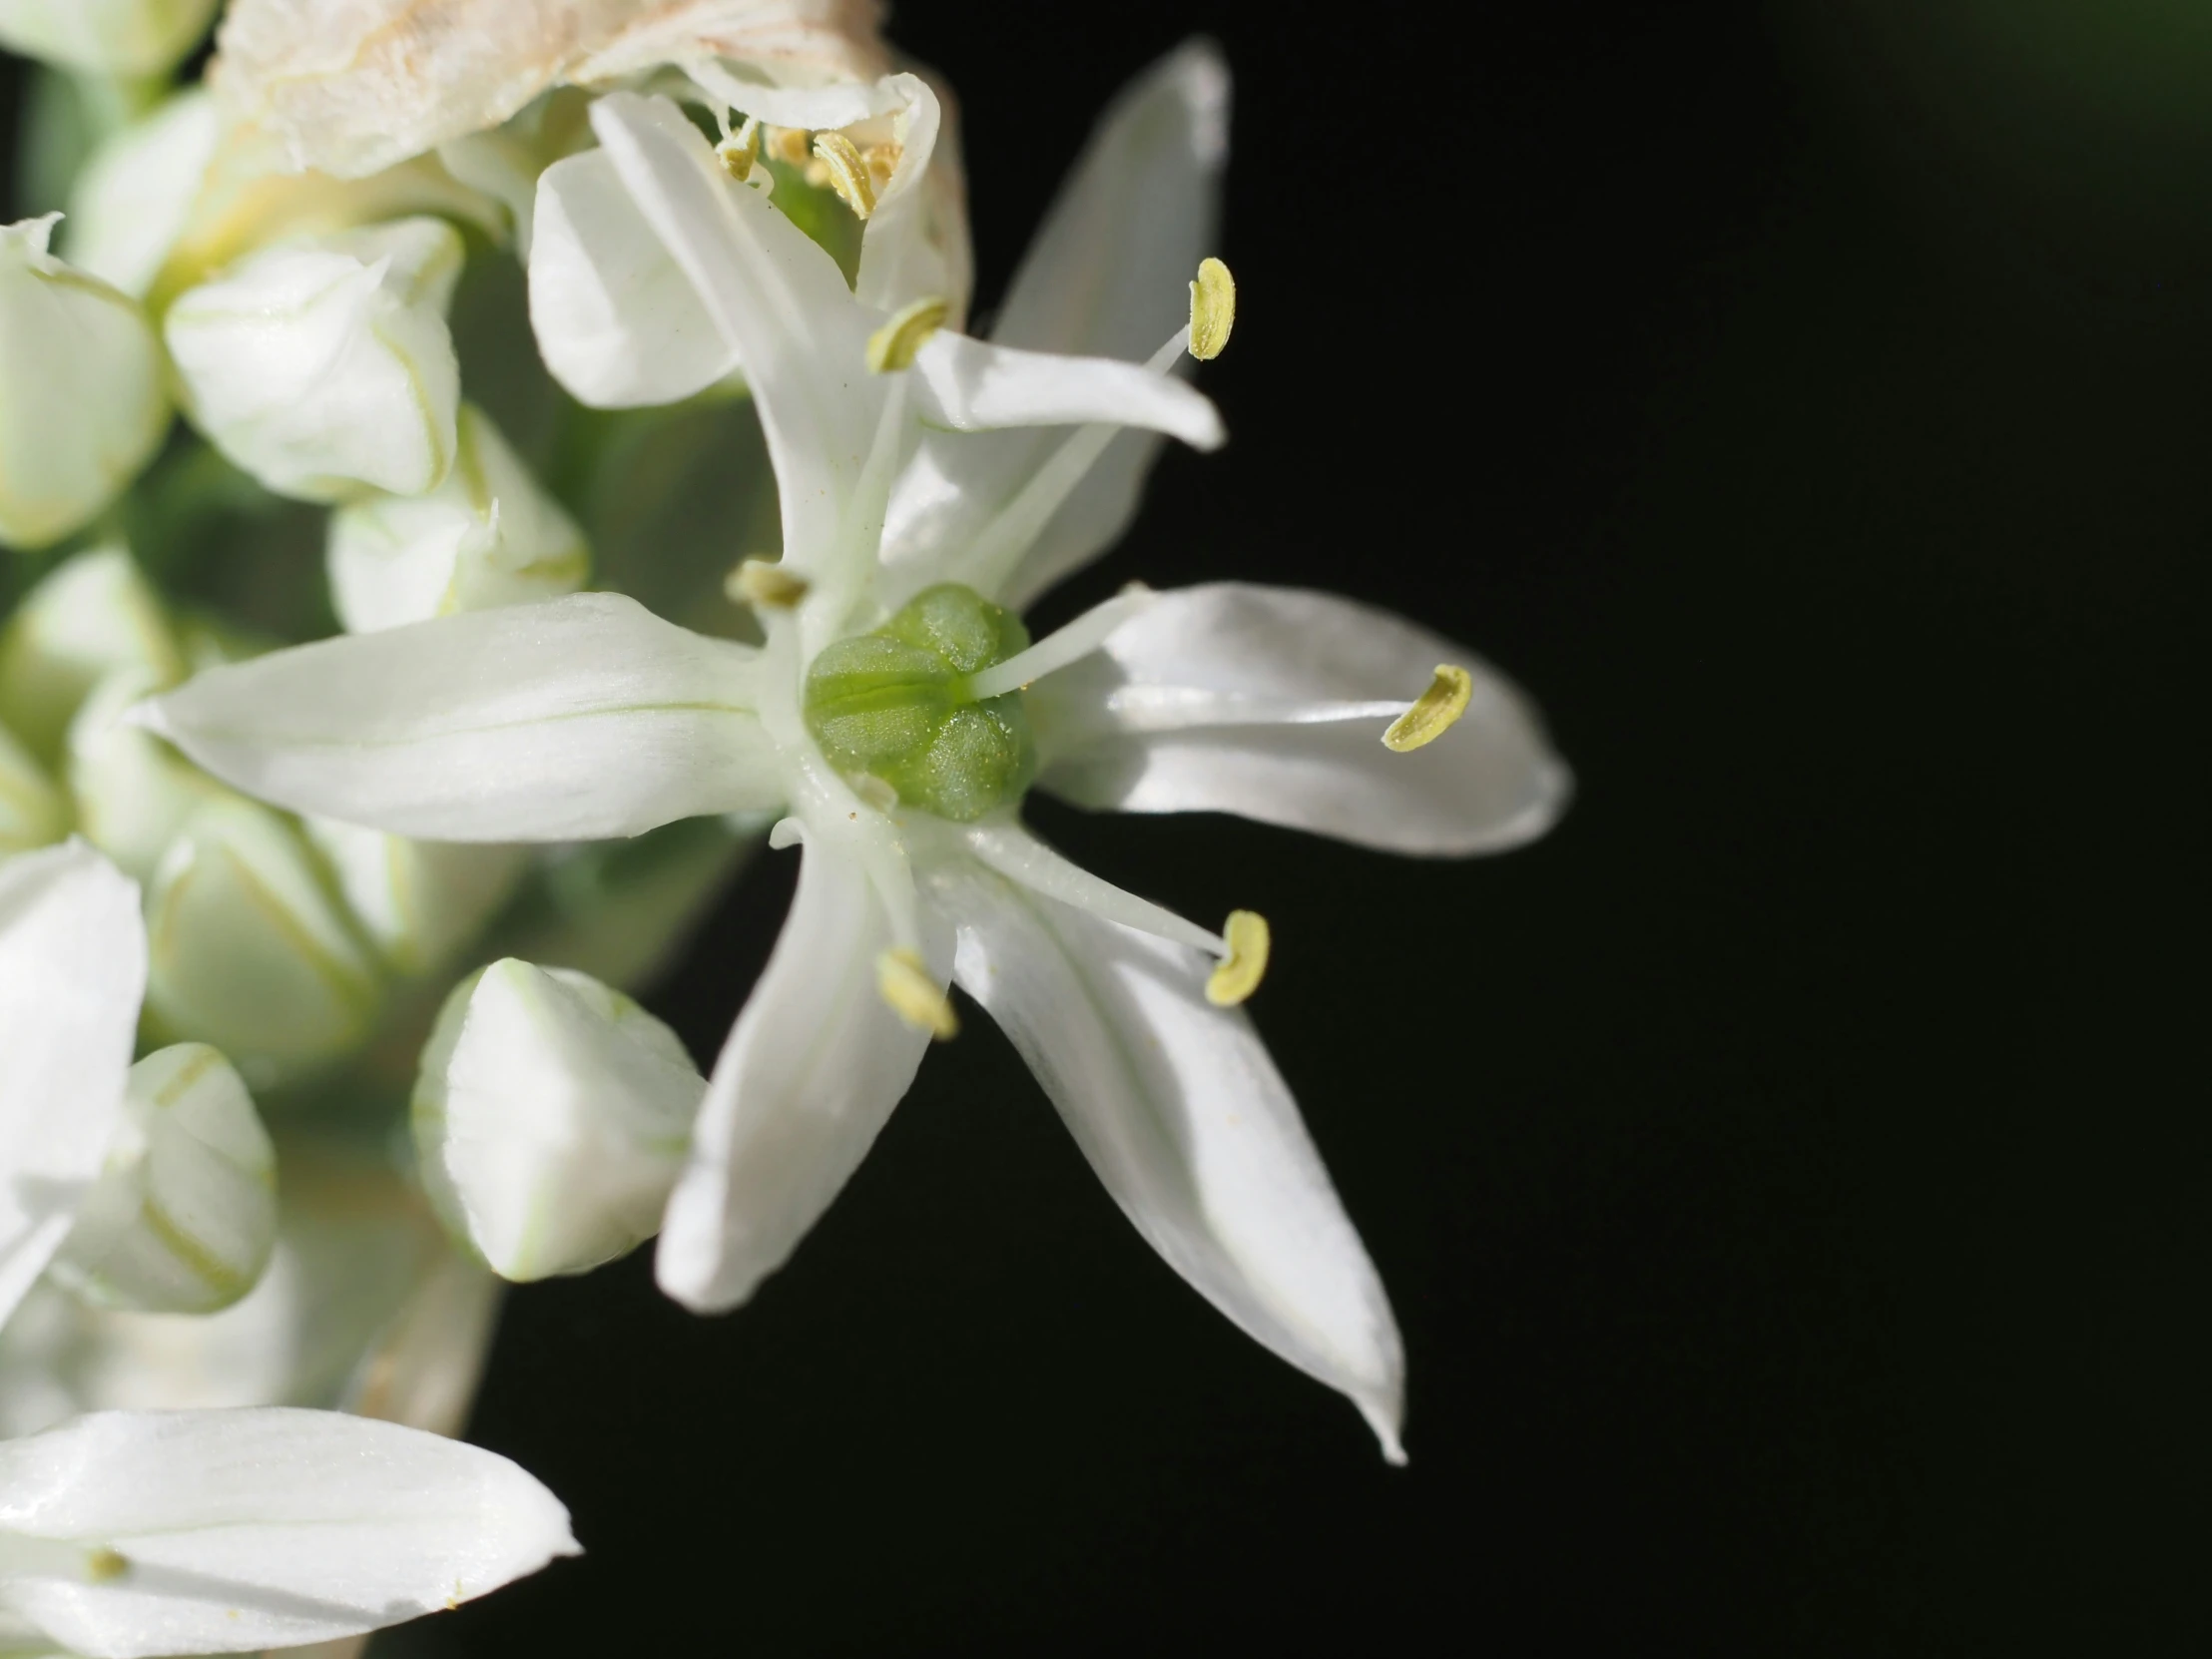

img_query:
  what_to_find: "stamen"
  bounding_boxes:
[878,948,958,1040]
[1205,910,1271,1006]
[765,125,813,166]
[1189,258,1237,361]
[864,142,904,191]
[812,132,877,219]
[716,119,761,182]
[961,585,1153,701]
[88,1548,130,1583]
[1382,665,1474,752]
[959,822,1226,958]
[867,295,951,373]
[726,558,810,610]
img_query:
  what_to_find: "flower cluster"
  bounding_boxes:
[0,3,1567,1652]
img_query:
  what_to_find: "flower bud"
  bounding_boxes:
[305,817,528,977]
[142,798,384,1085]
[414,959,705,1282]
[0,219,170,551]
[0,719,68,857]
[64,88,220,301]
[0,0,218,77]
[0,545,183,764]
[165,217,464,502]
[66,665,227,880]
[327,403,589,634]
[47,1043,276,1316]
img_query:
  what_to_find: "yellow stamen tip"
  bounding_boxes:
[87,1548,130,1583]
[878,948,958,1040]
[765,125,813,166]
[812,131,877,220]
[716,121,761,182]
[1206,909,1271,1006]
[726,558,810,610]
[1189,257,1237,361]
[1382,664,1474,753]
[867,295,951,373]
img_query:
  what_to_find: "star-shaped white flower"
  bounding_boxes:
[140,49,1569,1458]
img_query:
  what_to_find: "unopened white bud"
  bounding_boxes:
[142,799,384,1085]
[414,959,705,1283]
[47,1044,276,1316]
[66,665,229,882]
[64,89,221,301]
[0,220,170,551]
[0,546,182,764]
[165,217,464,502]
[305,818,528,976]
[0,0,217,77]
[0,721,67,857]
[327,404,588,634]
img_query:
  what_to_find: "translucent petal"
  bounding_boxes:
[909,329,1223,449]
[0,841,146,1330]
[931,855,1406,1458]
[656,840,938,1313]
[1031,583,1573,856]
[0,1406,577,1659]
[137,593,781,843]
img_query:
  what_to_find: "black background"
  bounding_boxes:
[21,1,2212,1651]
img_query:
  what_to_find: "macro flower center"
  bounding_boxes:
[802,582,1038,821]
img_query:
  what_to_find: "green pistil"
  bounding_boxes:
[803,584,1038,822]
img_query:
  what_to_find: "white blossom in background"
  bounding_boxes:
[46,1045,276,1317]
[0,220,170,552]
[0,0,217,78]
[328,402,589,634]
[141,49,1572,1458]
[0,723,66,857]
[0,548,182,765]
[165,216,465,502]
[414,958,705,1281]
[0,1406,577,1659]
[61,89,221,300]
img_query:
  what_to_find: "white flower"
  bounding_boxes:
[61,90,223,302]
[414,958,705,1281]
[0,1405,577,1659]
[0,220,170,553]
[0,0,216,77]
[327,402,590,634]
[165,217,465,502]
[0,547,182,765]
[140,52,1570,1458]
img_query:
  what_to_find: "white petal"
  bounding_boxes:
[164,219,463,503]
[656,841,937,1313]
[0,841,146,1329]
[0,222,171,553]
[528,149,739,410]
[0,1405,577,1659]
[909,329,1223,449]
[141,800,384,1087]
[1031,583,1572,856]
[136,593,781,843]
[62,88,220,300]
[301,821,527,976]
[851,73,968,315]
[326,404,589,634]
[415,959,704,1283]
[0,544,183,764]
[65,665,227,883]
[0,0,216,77]
[931,855,1404,1457]
[589,92,881,570]
[48,1045,276,1317]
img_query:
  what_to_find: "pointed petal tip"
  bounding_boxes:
[117,695,167,736]
[1360,1397,1408,1466]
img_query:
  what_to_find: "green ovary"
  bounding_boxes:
[803,584,1038,822]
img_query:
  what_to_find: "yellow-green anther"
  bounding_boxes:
[766,125,813,166]
[1206,910,1272,1006]
[878,948,958,1040]
[1382,664,1475,753]
[1190,257,1237,361]
[867,295,951,373]
[717,119,761,182]
[727,558,811,610]
[804,584,1038,822]
[87,1549,130,1583]
[812,131,876,220]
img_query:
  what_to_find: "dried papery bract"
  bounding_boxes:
[213,0,891,180]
